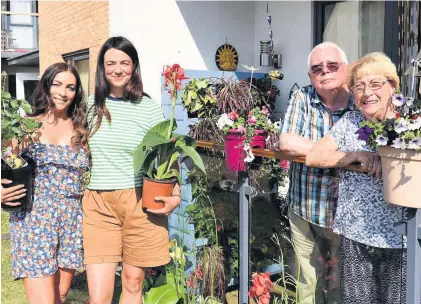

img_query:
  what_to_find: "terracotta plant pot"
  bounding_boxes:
[142,176,177,210]
[378,146,421,208]
[1,155,35,212]
[224,129,267,172]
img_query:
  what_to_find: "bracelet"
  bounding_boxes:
[172,194,181,198]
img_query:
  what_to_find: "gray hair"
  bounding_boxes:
[307,42,348,69]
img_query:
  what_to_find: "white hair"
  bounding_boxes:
[307,42,348,69]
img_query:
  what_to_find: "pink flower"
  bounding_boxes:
[279,160,290,170]
[187,278,193,287]
[237,125,246,133]
[227,111,239,121]
[262,106,270,117]
[248,116,257,125]
[195,267,203,280]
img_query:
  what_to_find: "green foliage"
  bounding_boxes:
[1,89,41,150]
[185,172,218,244]
[182,78,216,117]
[143,273,179,304]
[133,120,206,183]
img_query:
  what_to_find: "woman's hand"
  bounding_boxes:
[347,151,382,178]
[147,184,182,216]
[1,179,26,206]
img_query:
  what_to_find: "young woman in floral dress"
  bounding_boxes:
[1,62,89,303]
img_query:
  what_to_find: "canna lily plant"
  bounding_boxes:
[133,64,206,183]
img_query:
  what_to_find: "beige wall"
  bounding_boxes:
[38,1,109,95]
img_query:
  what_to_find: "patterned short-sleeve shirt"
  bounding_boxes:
[328,111,406,248]
[282,85,354,228]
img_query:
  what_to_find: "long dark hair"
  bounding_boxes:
[91,36,149,135]
[28,62,89,152]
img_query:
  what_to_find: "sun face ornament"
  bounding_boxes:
[215,44,238,71]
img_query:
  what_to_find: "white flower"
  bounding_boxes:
[265,135,271,143]
[406,97,414,107]
[217,114,234,130]
[406,138,421,150]
[243,143,250,151]
[392,138,406,149]
[392,94,406,107]
[375,135,388,146]
[395,118,409,133]
[242,65,260,72]
[274,118,282,130]
[244,149,255,162]
[409,116,421,131]
[18,107,26,117]
[403,106,410,115]
[267,119,272,125]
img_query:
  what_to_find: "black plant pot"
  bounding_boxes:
[1,155,35,212]
[187,111,198,119]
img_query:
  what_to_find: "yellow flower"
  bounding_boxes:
[169,246,186,264]
[269,70,283,80]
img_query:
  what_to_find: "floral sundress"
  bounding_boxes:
[9,143,89,279]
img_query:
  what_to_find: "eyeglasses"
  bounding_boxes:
[310,62,344,74]
[351,79,390,94]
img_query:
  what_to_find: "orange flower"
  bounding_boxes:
[248,272,273,303]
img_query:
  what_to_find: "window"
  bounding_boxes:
[314,1,398,64]
[8,74,16,98]
[23,80,38,101]
[3,0,38,50]
[62,49,90,95]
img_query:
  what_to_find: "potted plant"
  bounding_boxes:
[357,92,421,208]
[133,64,207,210]
[181,77,217,118]
[1,73,41,212]
[217,106,279,171]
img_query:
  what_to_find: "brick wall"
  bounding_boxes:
[38,1,109,95]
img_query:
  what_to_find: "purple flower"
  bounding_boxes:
[356,126,374,141]
[392,94,406,107]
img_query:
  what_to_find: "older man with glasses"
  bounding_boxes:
[280,42,354,304]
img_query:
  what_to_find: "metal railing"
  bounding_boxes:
[196,140,421,304]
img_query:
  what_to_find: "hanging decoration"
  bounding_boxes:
[267,14,272,41]
[215,40,238,71]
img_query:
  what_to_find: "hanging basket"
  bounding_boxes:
[378,146,421,208]
[224,129,267,172]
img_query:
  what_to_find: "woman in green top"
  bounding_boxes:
[83,36,181,304]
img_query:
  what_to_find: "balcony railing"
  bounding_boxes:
[1,11,39,52]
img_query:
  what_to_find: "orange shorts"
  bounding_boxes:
[82,188,170,267]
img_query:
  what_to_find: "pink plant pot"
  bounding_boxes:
[224,129,267,172]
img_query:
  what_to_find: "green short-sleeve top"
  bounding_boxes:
[87,95,165,190]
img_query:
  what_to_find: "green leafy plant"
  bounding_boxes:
[1,72,41,167]
[133,64,207,182]
[182,78,216,117]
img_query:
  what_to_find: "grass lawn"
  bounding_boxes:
[2,210,26,303]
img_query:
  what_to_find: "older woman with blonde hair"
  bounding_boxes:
[305,52,408,304]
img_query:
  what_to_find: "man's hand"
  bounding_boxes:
[1,179,26,207]
[146,195,182,216]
